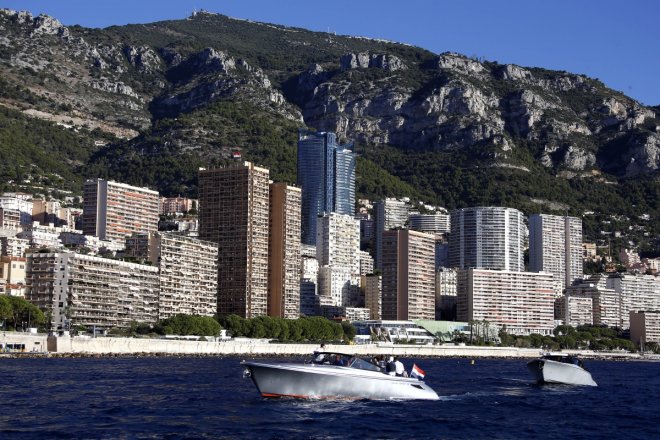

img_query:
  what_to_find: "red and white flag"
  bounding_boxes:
[410,363,426,380]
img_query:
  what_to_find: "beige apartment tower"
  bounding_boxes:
[268,183,302,319]
[83,179,160,243]
[457,268,555,335]
[381,229,436,320]
[198,162,270,318]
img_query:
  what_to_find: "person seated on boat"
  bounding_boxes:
[386,356,397,376]
[332,354,347,366]
[394,357,407,377]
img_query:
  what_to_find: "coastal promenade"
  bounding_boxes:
[1,332,650,360]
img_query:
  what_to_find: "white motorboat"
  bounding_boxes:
[527,353,597,387]
[242,352,439,400]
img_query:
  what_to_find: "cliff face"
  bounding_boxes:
[0,8,658,181]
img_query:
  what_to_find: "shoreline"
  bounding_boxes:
[3,352,658,361]
[2,333,658,361]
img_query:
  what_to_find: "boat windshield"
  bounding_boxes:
[542,354,585,368]
[347,357,383,372]
[312,352,383,372]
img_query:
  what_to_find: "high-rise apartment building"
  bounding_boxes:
[316,213,361,307]
[457,268,555,335]
[198,162,270,318]
[300,243,319,316]
[529,214,582,294]
[82,179,160,243]
[26,252,159,331]
[333,145,356,216]
[297,130,355,245]
[268,183,302,319]
[449,207,525,272]
[381,229,436,320]
[373,198,409,269]
[604,274,660,328]
[436,268,458,320]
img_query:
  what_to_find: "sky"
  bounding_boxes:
[3,0,659,105]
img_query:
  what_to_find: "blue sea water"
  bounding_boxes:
[0,356,658,439]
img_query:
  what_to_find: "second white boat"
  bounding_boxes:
[527,353,597,387]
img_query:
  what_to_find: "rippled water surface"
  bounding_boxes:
[1,356,658,439]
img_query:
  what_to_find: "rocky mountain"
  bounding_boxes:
[0,9,658,251]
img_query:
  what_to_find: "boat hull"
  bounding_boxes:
[527,359,597,386]
[243,361,439,400]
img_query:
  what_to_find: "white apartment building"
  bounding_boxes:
[409,213,450,234]
[374,198,409,269]
[559,281,620,327]
[300,244,319,316]
[457,268,555,335]
[0,235,30,257]
[0,196,33,225]
[317,266,360,307]
[26,252,159,331]
[59,232,123,255]
[0,208,21,230]
[316,213,361,307]
[449,207,525,272]
[359,250,374,276]
[529,214,583,294]
[17,222,70,249]
[605,274,660,328]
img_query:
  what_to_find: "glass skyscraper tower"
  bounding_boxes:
[297,129,355,245]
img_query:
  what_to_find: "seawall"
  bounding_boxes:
[0,333,650,360]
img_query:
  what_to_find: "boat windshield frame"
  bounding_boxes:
[312,352,383,372]
[541,354,585,368]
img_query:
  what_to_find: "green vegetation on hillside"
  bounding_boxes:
[0,106,99,193]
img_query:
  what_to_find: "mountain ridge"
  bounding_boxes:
[0,8,657,253]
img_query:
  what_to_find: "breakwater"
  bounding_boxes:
[1,333,651,360]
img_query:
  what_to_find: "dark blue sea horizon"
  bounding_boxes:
[0,356,658,439]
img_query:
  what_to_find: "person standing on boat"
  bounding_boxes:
[313,343,326,363]
[386,356,397,376]
[394,357,407,377]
